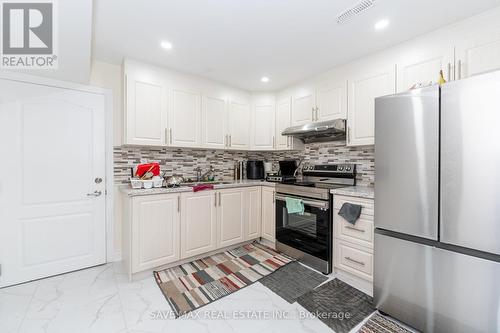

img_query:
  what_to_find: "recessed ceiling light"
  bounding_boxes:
[261,76,270,83]
[160,40,173,50]
[374,19,389,30]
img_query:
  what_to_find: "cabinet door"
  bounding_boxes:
[275,97,292,150]
[180,191,217,258]
[252,104,275,150]
[125,72,168,146]
[397,47,455,92]
[228,100,251,149]
[202,95,227,149]
[456,32,500,79]
[348,65,396,146]
[131,194,180,273]
[316,79,347,121]
[217,189,245,248]
[245,187,262,240]
[261,187,276,242]
[170,88,201,147]
[291,90,315,126]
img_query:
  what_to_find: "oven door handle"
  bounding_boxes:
[275,195,329,209]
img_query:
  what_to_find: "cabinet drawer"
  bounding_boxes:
[333,195,374,216]
[335,215,374,247]
[336,240,373,281]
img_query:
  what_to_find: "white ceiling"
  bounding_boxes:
[93,0,500,91]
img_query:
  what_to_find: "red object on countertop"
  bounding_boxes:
[135,163,160,178]
[192,184,214,192]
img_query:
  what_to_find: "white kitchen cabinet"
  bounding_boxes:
[245,187,262,240]
[202,95,227,149]
[347,64,396,146]
[275,97,291,149]
[252,102,275,150]
[315,79,348,121]
[291,90,315,126]
[396,46,455,92]
[180,191,217,258]
[455,32,500,79]
[228,100,251,149]
[261,187,276,243]
[124,68,168,146]
[170,88,201,147]
[217,188,246,248]
[131,194,180,273]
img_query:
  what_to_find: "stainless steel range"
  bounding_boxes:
[275,164,356,274]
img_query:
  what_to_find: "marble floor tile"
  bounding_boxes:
[0,262,374,333]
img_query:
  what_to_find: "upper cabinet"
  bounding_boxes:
[315,79,348,121]
[347,63,396,146]
[291,89,315,126]
[170,88,201,147]
[290,79,347,126]
[124,65,168,146]
[251,94,275,150]
[455,32,500,79]
[201,95,227,149]
[396,45,455,93]
[228,100,251,149]
[275,97,291,149]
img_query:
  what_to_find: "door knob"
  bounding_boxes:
[95,177,103,184]
[87,191,102,197]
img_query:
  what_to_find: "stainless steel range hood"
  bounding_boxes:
[281,119,346,143]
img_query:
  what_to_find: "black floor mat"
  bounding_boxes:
[259,261,328,303]
[297,278,374,333]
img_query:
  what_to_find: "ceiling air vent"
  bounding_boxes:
[336,0,376,24]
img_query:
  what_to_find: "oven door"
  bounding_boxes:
[275,194,331,261]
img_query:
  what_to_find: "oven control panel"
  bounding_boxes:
[302,164,356,175]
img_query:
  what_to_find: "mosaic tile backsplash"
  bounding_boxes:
[114,141,374,187]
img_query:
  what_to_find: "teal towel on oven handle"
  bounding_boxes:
[285,197,305,215]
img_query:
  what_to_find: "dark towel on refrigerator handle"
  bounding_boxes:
[338,202,362,224]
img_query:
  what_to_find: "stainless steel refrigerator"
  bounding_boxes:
[374,70,500,333]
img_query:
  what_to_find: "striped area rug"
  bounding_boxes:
[358,313,414,333]
[154,242,293,317]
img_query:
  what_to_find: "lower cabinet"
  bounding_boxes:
[123,185,275,277]
[246,187,262,240]
[130,193,181,273]
[261,187,276,242]
[180,190,218,258]
[333,194,374,294]
[217,188,246,248]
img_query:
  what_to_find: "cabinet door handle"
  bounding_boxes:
[86,190,102,197]
[214,192,217,207]
[170,128,173,144]
[457,59,462,80]
[229,135,232,147]
[273,192,275,203]
[345,256,365,266]
[165,128,169,144]
[225,134,228,147]
[312,107,315,121]
[315,107,319,121]
[178,196,181,212]
[219,192,221,206]
[345,225,365,232]
[272,136,275,149]
[447,62,452,82]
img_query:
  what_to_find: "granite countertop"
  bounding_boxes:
[120,179,275,197]
[330,186,374,199]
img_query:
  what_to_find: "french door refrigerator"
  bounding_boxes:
[374,70,500,333]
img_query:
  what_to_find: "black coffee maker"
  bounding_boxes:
[246,160,265,179]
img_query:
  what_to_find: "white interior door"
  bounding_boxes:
[0,79,106,288]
